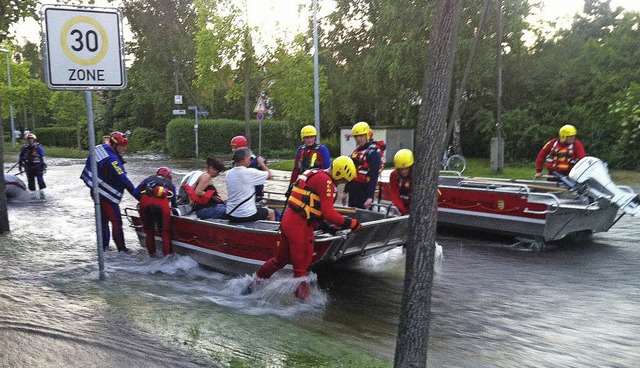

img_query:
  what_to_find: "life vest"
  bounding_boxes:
[80,144,134,204]
[144,175,173,199]
[545,139,578,173]
[20,144,44,167]
[296,143,325,173]
[181,183,221,206]
[287,170,323,222]
[351,140,381,183]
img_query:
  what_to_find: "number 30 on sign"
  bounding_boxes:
[42,5,127,90]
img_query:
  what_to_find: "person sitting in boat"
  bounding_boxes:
[18,133,47,192]
[289,125,331,185]
[182,157,227,220]
[389,149,414,216]
[134,167,177,257]
[341,121,382,209]
[80,131,135,253]
[225,147,275,222]
[230,135,269,201]
[535,124,586,180]
[245,156,363,301]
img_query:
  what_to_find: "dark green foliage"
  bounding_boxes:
[166,118,298,158]
[128,127,165,153]
[34,127,78,148]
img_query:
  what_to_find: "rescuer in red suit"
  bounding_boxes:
[245,156,363,301]
[535,124,586,180]
[134,167,177,257]
[389,149,414,216]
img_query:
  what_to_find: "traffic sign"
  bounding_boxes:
[254,97,267,113]
[188,105,198,110]
[174,95,183,104]
[257,112,264,121]
[173,109,186,115]
[42,5,126,90]
[197,110,208,115]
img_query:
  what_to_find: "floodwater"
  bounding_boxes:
[1,155,639,367]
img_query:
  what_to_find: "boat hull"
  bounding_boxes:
[378,171,622,243]
[125,207,408,275]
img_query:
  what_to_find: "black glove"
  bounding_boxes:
[319,221,340,235]
[341,217,363,232]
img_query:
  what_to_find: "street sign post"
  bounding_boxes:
[42,4,127,280]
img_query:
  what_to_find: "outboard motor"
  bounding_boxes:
[568,157,640,216]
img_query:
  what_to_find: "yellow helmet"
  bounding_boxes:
[559,124,577,142]
[351,121,370,137]
[300,125,317,139]
[331,156,356,182]
[394,149,414,169]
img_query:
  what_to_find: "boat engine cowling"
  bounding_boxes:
[568,157,640,216]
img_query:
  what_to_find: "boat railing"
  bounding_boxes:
[456,179,533,195]
[439,170,464,177]
[523,192,602,215]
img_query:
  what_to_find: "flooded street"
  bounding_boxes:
[2,155,640,367]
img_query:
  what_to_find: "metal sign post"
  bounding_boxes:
[254,97,267,156]
[42,4,127,280]
[188,105,198,157]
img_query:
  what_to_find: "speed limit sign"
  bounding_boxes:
[42,5,127,90]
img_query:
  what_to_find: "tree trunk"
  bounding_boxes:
[0,108,11,233]
[446,0,491,155]
[243,28,252,145]
[394,0,462,367]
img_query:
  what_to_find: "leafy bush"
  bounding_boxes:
[128,127,165,153]
[166,118,299,158]
[33,127,78,148]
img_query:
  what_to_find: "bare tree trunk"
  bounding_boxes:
[446,0,491,155]
[394,0,462,367]
[0,108,11,233]
[243,27,252,145]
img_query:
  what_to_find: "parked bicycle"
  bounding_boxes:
[441,146,467,173]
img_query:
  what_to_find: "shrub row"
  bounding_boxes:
[166,118,301,158]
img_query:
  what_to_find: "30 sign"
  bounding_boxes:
[42,5,127,90]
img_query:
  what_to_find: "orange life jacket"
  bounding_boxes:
[351,140,383,183]
[545,139,579,173]
[287,170,323,222]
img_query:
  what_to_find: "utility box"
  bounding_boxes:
[340,126,414,166]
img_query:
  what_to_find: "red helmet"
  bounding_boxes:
[230,135,248,148]
[156,167,172,179]
[109,131,128,146]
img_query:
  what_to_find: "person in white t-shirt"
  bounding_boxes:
[225,147,276,222]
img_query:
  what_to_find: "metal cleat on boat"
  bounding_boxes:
[568,157,640,216]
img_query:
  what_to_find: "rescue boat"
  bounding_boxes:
[5,174,27,198]
[379,156,639,247]
[125,190,409,275]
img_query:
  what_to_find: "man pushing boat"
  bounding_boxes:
[244,156,363,301]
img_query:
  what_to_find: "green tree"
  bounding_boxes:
[48,91,86,149]
[0,0,38,233]
[111,0,198,134]
[264,34,331,125]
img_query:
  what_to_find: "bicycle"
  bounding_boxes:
[441,145,467,173]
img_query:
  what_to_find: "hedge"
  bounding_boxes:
[166,118,300,158]
[31,127,78,148]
